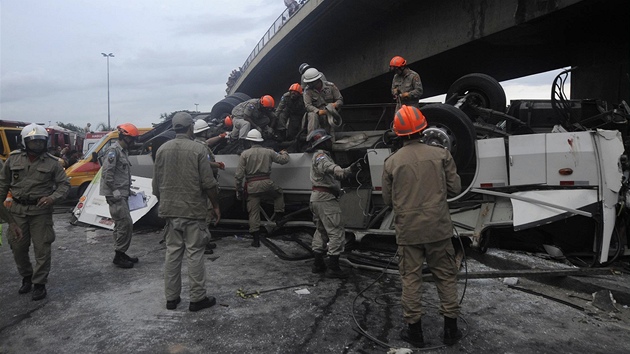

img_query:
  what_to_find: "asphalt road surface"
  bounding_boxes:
[1,211,629,353]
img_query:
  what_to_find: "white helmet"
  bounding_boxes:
[302,68,322,83]
[21,123,48,147]
[245,129,264,142]
[193,119,210,134]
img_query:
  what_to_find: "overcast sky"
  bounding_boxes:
[1,1,568,130]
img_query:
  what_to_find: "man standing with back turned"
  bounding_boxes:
[100,123,140,269]
[153,112,221,312]
[382,105,463,347]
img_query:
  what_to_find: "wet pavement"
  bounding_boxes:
[1,209,630,354]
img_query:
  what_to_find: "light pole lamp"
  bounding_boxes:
[195,103,199,112]
[101,52,114,130]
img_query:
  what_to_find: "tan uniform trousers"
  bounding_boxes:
[9,213,55,285]
[106,196,133,253]
[306,112,334,139]
[164,217,208,303]
[310,199,345,256]
[398,238,460,323]
[246,188,284,233]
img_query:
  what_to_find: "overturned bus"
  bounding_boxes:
[73,69,630,267]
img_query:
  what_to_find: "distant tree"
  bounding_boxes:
[56,122,83,132]
[94,122,110,131]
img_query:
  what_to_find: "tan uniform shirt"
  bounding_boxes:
[232,98,275,128]
[235,145,289,194]
[152,134,218,220]
[194,137,218,177]
[276,91,306,126]
[382,140,461,245]
[310,150,349,202]
[100,142,131,197]
[0,150,70,216]
[391,68,423,108]
[303,81,343,113]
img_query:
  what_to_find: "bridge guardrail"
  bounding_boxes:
[227,0,310,94]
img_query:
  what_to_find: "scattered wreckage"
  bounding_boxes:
[73,69,630,266]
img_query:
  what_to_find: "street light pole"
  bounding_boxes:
[101,53,115,130]
[194,103,199,112]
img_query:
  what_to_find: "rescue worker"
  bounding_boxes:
[0,123,70,301]
[193,119,226,254]
[275,83,306,139]
[152,112,221,312]
[100,123,140,269]
[234,129,290,248]
[390,56,423,111]
[299,62,327,87]
[308,129,356,278]
[381,105,462,347]
[229,96,278,141]
[302,68,343,139]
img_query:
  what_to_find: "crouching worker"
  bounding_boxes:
[235,130,290,247]
[308,129,356,278]
[382,105,463,347]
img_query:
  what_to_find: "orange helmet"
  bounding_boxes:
[117,123,139,137]
[389,56,407,68]
[289,83,303,94]
[260,95,275,109]
[393,105,427,136]
[224,116,233,128]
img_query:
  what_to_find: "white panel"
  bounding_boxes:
[509,134,546,186]
[511,189,597,228]
[473,138,507,188]
[545,131,598,186]
[367,148,391,191]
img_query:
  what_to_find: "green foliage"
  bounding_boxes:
[56,122,83,132]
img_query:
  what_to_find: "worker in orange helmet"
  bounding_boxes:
[382,105,462,347]
[390,56,423,111]
[229,95,278,141]
[100,123,141,269]
[276,83,306,141]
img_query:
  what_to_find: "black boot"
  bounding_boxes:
[113,251,134,268]
[325,255,349,278]
[122,252,139,263]
[18,276,32,294]
[32,284,47,301]
[400,319,424,347]
[251,232,260,248]
[311,252,327,273]
[443,316,463,345]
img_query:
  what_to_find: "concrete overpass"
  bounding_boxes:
[230,0,629,107]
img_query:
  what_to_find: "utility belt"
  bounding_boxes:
[246,174,270,182]
[13,197,42,205]
[312,186,340,198]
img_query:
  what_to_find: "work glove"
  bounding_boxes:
[318,109,327,116]
[217,162,225,170]
[112,190,122,200]
[333,166,349,179]
[219,132,228,138]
